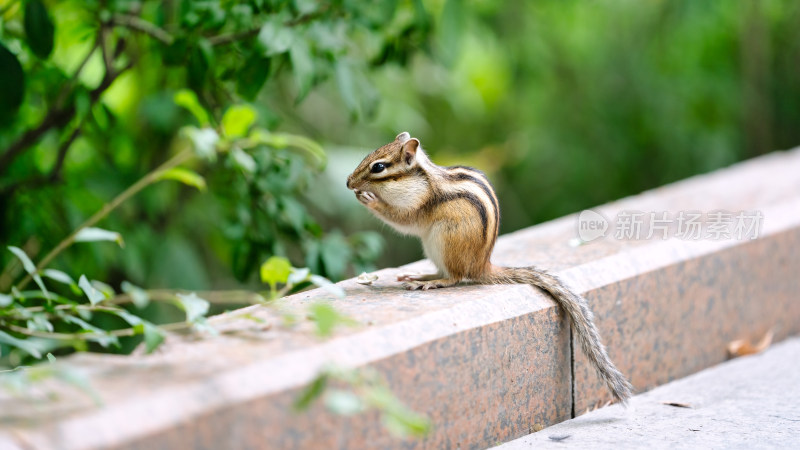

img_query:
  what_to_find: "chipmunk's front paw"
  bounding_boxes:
[354,189,379,206]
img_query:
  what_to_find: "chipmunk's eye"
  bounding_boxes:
[370,162,386,173]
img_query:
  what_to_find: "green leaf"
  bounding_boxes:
[289,40,314,101]
[365,386,431,437]
[308,302,354,337]
[249,130,326,169]
[174,90,210,126]
[113,310,142,327]
[62,316,119,348]
[236,55,270,101]
[91,280,115,299]
[28,313,53,332]
[309,303,336,337]
[0,43,25,122]
[0,330,42,358]
[47,353,56,363]
[24,0,55,59]
[8,246,37,280]
[183,127,219,160]
[288,267,310,285]
[325,389,364,415]
[258,19,295,56]
[382,408,432,437]
[293,372,328,411]
[309,275,345,298]
[0,293,13,307]
[41,269,76,287]
[121,281,149,309]
[191,317,218,335]
[175,293,210,323]
[74,227,124,247]
[222,104,258,138]
[7,246,49,301]
[260,256,292,287]
[142,323,165,354]
[231,147,257,173]
[78,275,104,305]
[158,167,207,191]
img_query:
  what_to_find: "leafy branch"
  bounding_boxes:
[1,95,344,362]
[0,51,132,174]
[14,148,193,291]
[110,13,174,45]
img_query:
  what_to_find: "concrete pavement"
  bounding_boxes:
[498,336,800,449]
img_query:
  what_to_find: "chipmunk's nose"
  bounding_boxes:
[346,175,354,190]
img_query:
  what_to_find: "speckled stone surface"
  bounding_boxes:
[572,227,800,414]
[1,148,800,449]
[123,308,571,450]
[497,336,800,449]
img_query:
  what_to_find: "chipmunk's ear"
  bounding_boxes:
[402,138,420,166]
[395,131,411,143]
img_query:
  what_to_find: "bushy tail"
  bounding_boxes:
[483,266,633,404]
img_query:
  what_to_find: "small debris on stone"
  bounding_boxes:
[548,434,571,441]
[662,402,692,408]
[355,272,379,285]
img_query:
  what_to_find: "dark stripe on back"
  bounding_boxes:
[422,190,489,240]
[444,167,500,242]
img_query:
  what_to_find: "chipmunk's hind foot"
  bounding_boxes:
[402,278,459,290]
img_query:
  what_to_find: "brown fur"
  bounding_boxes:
[347,132,632,404]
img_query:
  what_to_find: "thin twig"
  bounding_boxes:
[2,290,268,318]
[49,123,83,182]
[0,62,133,172]
[208,8,329,46]
[208,27,261,46]
[1,118,88,196]
[0,304,125,319]
[110,289,269,306]
[55,38,100,109]
[0,124,82,196]
[110,13,174,45]
[2,321,192,340]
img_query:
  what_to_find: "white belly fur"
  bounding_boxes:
[421,231,449,277]
[382,217,421,236]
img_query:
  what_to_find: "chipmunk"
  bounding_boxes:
[346,132,633,404]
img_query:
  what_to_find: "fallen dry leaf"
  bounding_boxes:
[662,402,692,408]
[727,328,774,357]
[355,272,379,285]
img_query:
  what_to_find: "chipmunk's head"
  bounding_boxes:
[346,132,430,209]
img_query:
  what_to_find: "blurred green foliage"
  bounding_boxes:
[0,0,432,291]
[2,0,800,288]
